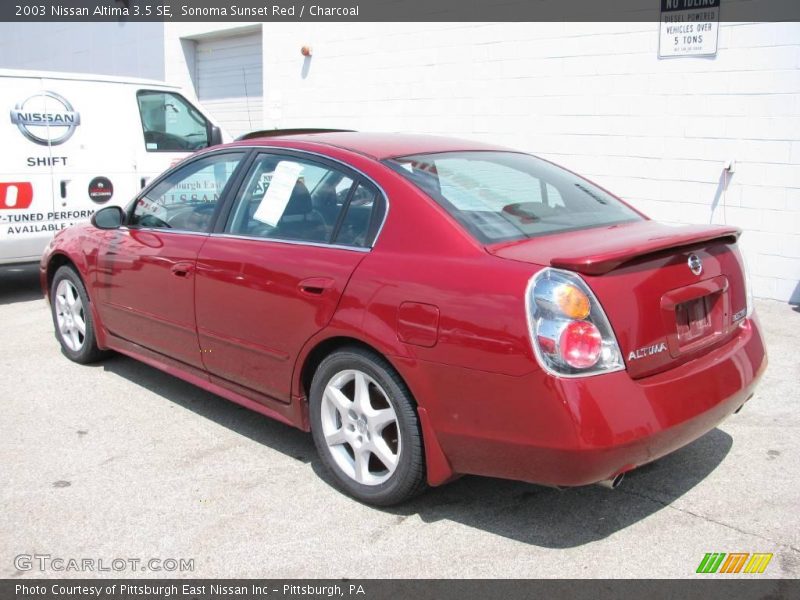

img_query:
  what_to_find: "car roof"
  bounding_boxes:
[235,131,512,160]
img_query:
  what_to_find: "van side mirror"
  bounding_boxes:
[91,206,125,230]
[209,125,223,147]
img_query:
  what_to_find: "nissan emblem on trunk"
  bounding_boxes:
[88,177,113,204]
[688,254,703,276]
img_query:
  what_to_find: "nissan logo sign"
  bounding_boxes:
[10,91,81,146]
[688,253,703,276]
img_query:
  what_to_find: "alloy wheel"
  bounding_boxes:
[54,279,86,352]
[320,369,401,486]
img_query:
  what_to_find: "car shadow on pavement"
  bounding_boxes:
[99,355,318,464]
[381,427,733,548]
[0,264,43,305]
[311,424,732,548]
[100,352,732,549]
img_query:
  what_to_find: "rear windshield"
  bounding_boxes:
[384,151,642,244]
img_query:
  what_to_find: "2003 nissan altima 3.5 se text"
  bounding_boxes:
[41,132,766,505]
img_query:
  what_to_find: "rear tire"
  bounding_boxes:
[309,346,427,506]
[50,266,107,364]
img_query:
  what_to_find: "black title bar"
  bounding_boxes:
[2,580,800,600]
[2,0,800,22]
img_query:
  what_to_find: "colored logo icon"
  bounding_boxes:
[88,176,114,204]
[0,182,34,209]
[697,552,773,574]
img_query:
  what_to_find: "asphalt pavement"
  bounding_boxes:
[1,263,798,578]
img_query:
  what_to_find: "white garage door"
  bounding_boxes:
[196,32,263,139]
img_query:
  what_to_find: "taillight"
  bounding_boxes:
[526,268,624,377]
[559,321,602,368]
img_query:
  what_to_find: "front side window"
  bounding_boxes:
[225,154,382,247]
[130,153,243,232]
[137,91,211,152]
[385,151,642,244]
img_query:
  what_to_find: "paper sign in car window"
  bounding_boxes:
[252,161,304,226]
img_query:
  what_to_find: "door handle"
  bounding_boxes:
[298,277,335,295]
[140,177,150,189]
[171,263,194,278]
[60,180,68,199]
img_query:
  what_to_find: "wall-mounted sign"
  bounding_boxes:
[658,0,720,58]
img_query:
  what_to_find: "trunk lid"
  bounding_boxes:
[489,221,749,378]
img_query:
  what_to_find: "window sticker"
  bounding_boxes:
[252,172,273,196]
[136,196,169,220]
[252,161,304,227]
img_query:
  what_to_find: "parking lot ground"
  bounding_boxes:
[1,263,798,578]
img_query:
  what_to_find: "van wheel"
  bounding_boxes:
[51,266,107,364]
[309,347,427,506]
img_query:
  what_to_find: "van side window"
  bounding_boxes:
[130,153,243,232]
[137,91,211,152]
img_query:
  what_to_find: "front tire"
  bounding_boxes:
[51,266,107,364]
[309,347,427,506]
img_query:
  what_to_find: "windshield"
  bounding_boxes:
[384,151,642,244]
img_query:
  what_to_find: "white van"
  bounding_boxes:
[0,69,227,265]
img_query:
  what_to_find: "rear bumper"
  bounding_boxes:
[410,316,766,487]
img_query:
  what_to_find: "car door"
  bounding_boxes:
[94,151,247,367]
[194,151,386,402]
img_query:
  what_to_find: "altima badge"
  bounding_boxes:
[628,341,667,361]
[688,254,703,276]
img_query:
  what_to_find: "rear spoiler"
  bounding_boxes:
[550,223,742,275]
[236,128,355,141]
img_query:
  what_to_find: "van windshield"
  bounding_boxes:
[384,151,642,244]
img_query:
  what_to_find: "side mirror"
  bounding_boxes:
[91,206,125,230]
[209,125,223,147]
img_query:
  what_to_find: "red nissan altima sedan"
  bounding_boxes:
[41,132,766,505]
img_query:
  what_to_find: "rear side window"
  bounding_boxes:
[385,151,641,243]
[333,184,379,248]
[137,91,211,152]
[225,153,383,248]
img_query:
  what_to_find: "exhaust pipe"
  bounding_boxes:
[735,393,755,414]
[596,473,625,489]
